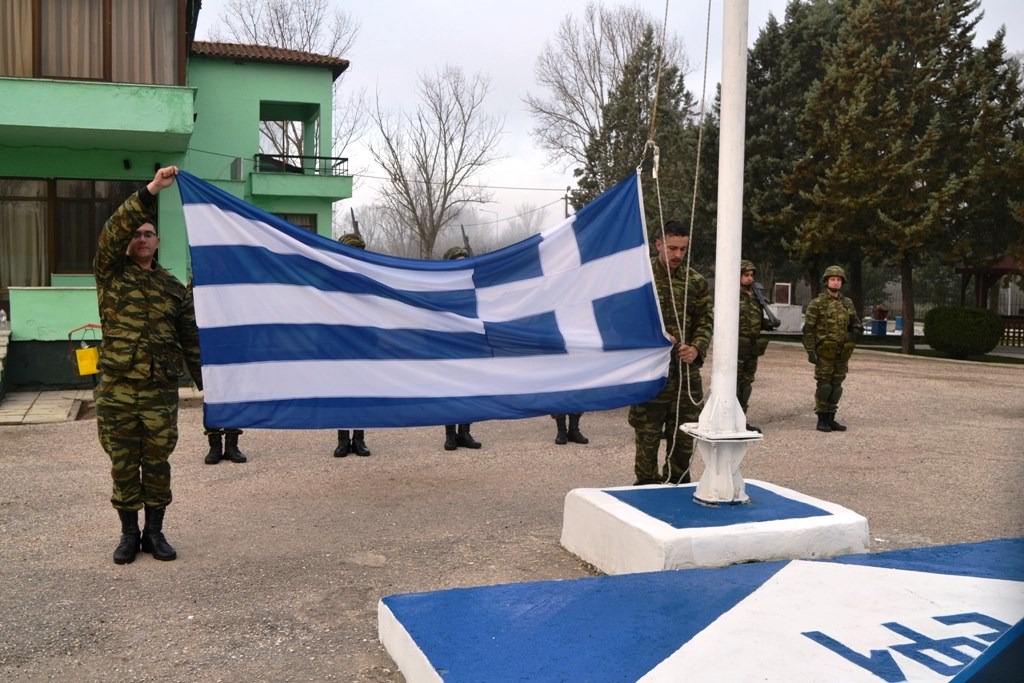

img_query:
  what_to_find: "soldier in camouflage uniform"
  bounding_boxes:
[802,265,862,432]
[332,232,372,457]
[737,260,776,433]
[94,166,202,565]
[441,246,483,451]
[628,220,713,485]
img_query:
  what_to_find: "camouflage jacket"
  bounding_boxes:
[802,290,861,354]
[93,189,202,388]
[739,291,764,342]
[651,257,713,365]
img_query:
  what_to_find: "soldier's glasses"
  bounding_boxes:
[133,231,158,240]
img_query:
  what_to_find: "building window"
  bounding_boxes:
[1,0,182,84]
[0,179,48,292]
[0,178,139,289]
[54,179,138,274]
[275,214,318,233]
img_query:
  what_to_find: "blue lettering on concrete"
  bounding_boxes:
[802,631,905,682]
[804,612,1011,681]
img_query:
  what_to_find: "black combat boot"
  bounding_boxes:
[333,430,351,457]
[816,413,832,432]
[223,432,247,463]
[351,430,371,457]
[828,412,847,432]
[553,415,568,445]
[457,423,481,449]
[204,432,223,465]
[444,425,458,451]
[141,507,176,561]
[567,414,589,444]
[113,509,141,565]
[746,423,762,433]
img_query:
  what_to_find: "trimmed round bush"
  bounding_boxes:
[923,306,1004,359]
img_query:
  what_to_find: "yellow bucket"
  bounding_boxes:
[75,345,99,375]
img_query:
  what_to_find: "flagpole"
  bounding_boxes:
[684,0,761,505]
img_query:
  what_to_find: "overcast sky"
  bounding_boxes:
[194,0,1023,228]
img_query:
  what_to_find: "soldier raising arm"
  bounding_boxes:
[95,166,202,565]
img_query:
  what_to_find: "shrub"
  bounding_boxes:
[923,307,1004,359]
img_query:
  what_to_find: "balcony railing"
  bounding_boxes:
[254,154,349,176]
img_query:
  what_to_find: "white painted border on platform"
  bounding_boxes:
[378,601,443,683]
[560,479,869,574]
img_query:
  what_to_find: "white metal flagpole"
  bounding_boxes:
[684,0,762,505]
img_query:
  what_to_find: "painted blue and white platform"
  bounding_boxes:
[561,479,869,573]
[378,538,1024,682]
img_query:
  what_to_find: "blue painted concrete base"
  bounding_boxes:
[560,479,869,574]
[379,539,1024,682]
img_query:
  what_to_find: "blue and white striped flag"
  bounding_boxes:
[178,170,671,429]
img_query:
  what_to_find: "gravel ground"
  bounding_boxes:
[0,342,1022,682]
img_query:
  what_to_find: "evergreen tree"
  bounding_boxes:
[777,0,1015,353]
[745,0,853,288]
[571,25,714,268]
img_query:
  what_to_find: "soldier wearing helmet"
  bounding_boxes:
[441,245,483,451]
[331,233,372,458]
[801,265,862,432]
[737,260,776,432]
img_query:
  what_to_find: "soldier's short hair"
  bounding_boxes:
[663,220,689,238]
[339,233,366,249]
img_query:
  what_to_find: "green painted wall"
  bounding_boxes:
[3,55,350,359]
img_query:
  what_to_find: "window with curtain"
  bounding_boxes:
[0,179,49,292]
[0,0,33,77]
[40,0,104,80]
[20,0,181,84]
[112,0,179,85]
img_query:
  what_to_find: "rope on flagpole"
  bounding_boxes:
[637,0,715,484]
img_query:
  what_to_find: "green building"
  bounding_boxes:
[0,0,352,391]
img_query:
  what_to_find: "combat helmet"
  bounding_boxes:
[822,265,846,284]
[444,246,469,260]
[740,259,756,273]
[339,233,366,249]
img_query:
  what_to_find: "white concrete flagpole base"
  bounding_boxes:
[560,480,869,574]
[682,423,762,505]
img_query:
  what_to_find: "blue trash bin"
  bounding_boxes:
[894,316,904,332]
[871,319,887,336]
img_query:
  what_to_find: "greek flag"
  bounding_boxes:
[178,171,671,429]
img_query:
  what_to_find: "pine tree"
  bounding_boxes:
[778,0,1014,353]
[571,25,713,266]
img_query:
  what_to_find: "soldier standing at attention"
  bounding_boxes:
[629,220,713,485]
[737,260,777,433]
[94,166,202,565]
[441,246,482,451]
[802,265,862,432]
[332,232,372,458]
[551,413,588,445]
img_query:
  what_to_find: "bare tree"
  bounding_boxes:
[367,66,504,259]
[346,204,421,258]
[212,0,368,163]
[523,1,687,171]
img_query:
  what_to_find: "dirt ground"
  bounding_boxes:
[0,342,1021,682]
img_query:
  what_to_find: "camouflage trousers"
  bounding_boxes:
[628,364,703,485]
[736,352,760,413]
[813,356,850,413]
[95,375,180,511]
